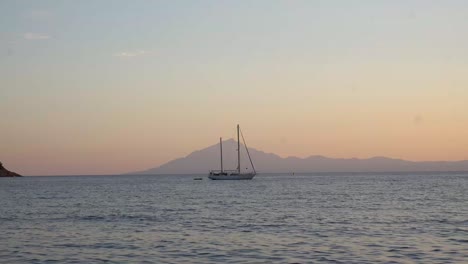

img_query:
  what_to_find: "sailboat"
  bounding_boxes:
[208,125,256,180]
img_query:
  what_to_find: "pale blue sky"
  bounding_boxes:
[1,1,468,175]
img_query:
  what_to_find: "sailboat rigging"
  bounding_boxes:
[208,125,256,180]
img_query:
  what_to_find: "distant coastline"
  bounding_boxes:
[132,139,468,175]
[19,171,468,177]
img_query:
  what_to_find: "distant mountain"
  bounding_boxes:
[134,139,468,174]
[0,162,21,177]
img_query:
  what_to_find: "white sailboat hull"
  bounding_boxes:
[209,125,256,180]
[208,172,256,180]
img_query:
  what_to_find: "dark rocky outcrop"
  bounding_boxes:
[0,162,21,177]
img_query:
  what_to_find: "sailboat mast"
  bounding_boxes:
[220,137,223,172]
[237,124,240,174]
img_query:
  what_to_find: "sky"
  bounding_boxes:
[1,0,468,175]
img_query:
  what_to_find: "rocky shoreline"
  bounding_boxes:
[0,162,21,177]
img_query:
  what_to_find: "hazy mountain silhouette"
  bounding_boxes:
[134,139,468,174]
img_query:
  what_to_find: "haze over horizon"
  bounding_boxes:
[2,1,468,175]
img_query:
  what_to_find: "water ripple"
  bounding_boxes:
[1,173,467,263]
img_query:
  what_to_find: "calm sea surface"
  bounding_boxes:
[1,173,467,263]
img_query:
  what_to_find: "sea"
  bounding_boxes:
[1,172,467,263]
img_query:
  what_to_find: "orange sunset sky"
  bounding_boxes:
[1,1,468,175]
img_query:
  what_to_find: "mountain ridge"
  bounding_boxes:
[132,140,468,174]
